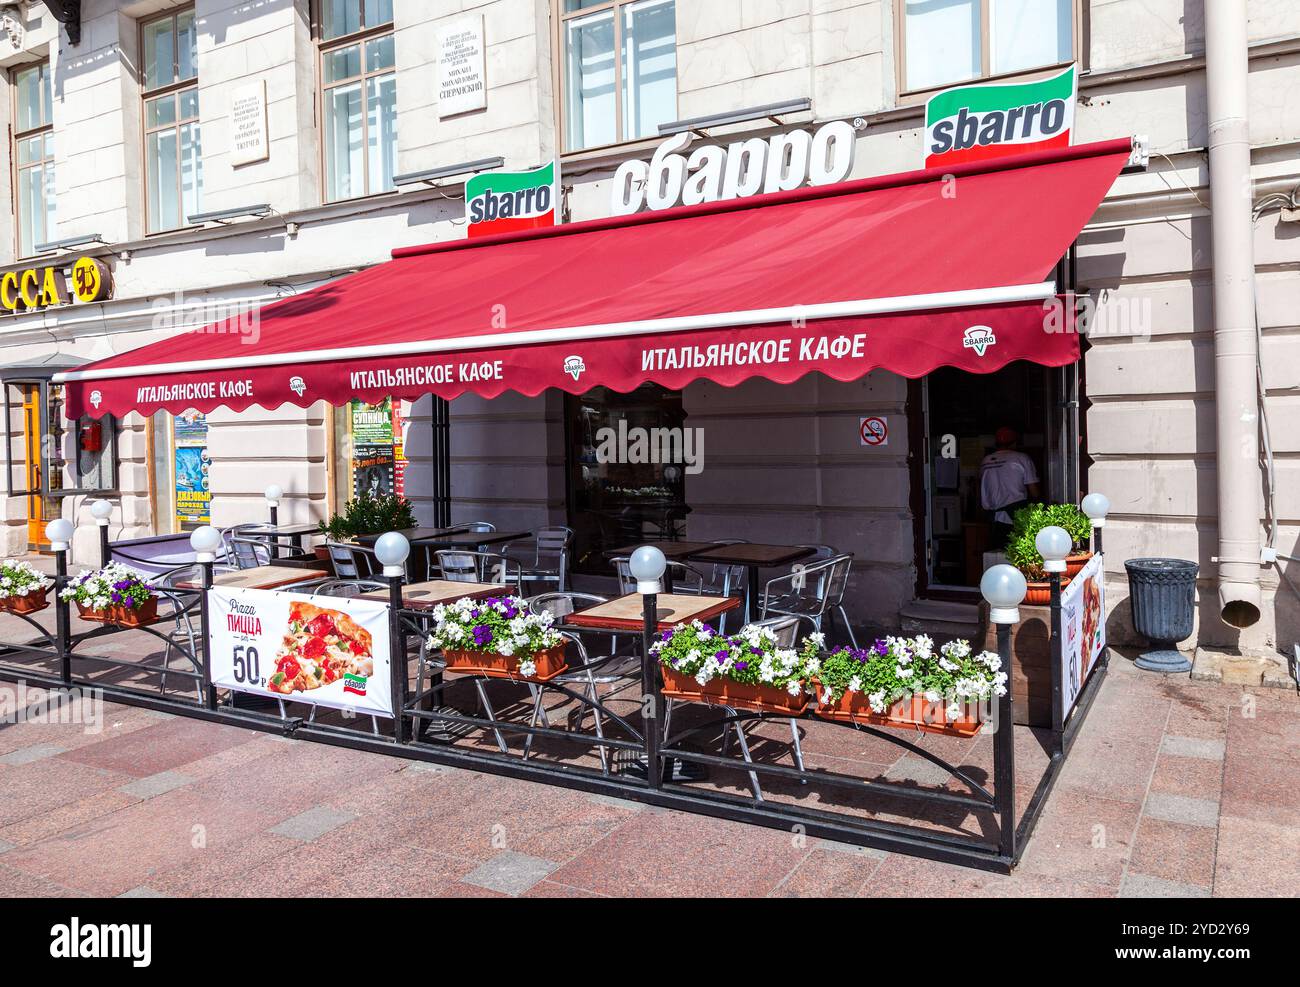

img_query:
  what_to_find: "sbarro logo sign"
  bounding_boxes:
[611,120,858,216]
[924,64,1076,169]
[466,161,559,238]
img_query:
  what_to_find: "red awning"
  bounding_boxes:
[58,138,1133,419]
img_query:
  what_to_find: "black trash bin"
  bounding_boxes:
[1124,558,1198,672]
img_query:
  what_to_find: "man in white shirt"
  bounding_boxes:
[980,427,1042,546]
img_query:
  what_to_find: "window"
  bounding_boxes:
[899,0,1076,94]
[12,62,55,258]
[559,0,677,153]
[142,8,202,233]
[318,0,396,202]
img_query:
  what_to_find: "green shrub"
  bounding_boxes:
[318,492,417,540]
[1005,502,1092,580]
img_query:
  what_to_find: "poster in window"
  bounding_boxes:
[391,400,407,497]
[174,410,211,525]
[350,398,394,445]
[353,444,395,499]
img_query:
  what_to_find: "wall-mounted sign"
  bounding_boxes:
[1,256,112,315]
[230,79,270,166]
[467,161,559,238]
[859,416,889,447]
[611,120,858,216]
[924,64,1076,170]
[437,14,486,117]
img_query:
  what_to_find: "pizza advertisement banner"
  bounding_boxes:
[1059,552,1105,719]
[924,64,1077,169]
[208,586,393,718]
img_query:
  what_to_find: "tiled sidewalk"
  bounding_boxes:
[0,654,1294,898]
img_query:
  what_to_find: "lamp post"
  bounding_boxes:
[630,544,666,788]
[1082,492,1109,556]
[47,518,75,686]
[90,499,112,567]
[981,563,1026,861]
[190,525,223,710]
[1036,525,1071,747]
[375,531,411,744]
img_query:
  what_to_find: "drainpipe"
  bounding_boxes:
[1205,0,1262,628]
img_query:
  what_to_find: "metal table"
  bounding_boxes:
[684,543,817,623]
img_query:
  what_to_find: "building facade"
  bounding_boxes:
[1,1,1297,665]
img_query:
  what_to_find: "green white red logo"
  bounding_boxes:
[342,673,368,696]
[466,161,559,239]
[925,64,1076,169]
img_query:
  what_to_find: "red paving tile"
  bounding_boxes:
[0,653,1294,897]
[56,717,262,778]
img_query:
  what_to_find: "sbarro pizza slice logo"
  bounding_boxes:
[89,389,103,409]
[963,325,997,356]
[289,375,307,397]
[563,355,586,381]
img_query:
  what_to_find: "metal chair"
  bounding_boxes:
[326,542,376,579]
[228,536,272,569]
[462,521,496,533]
[310,579,387,598]
[795,543,839,564]
[434,549,522,594]
[696,540,749,631]
[502,526,573,593]
[152,563,238,699]
[610,556,705,596]
[760,553,858,648]
[662,614,811,802]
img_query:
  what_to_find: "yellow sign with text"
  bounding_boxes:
[1,256,112,314]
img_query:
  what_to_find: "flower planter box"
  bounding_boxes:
[443,644,567,682]
[812,683,983,737]
[1023,575,1071,605]
[0,589,49,615]
[76,597,159,628]
[661,665,810,715]
[1065,551,1094,579]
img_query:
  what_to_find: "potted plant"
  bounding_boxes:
[811,634,1006,737]
[0,559,55,614]
[317,492,419,558]
[654,620,814,715]
[60,563,158,627]
[1005,502,1093,602]
[426,595,566,680]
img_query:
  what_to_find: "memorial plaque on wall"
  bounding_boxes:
[437,14,486,117]
[230,79,269,166]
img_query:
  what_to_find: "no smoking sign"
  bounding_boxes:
[859,416,889,447]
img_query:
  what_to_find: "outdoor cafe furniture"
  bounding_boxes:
[611,556,705,596]
[499,525,573,594]
[326,541,378,579]
[564,591,740,634]
[433,550,523,594]
[684,543,817,623]
[238,521,321,557]
[759,553,858,648]
[177,564,325,592]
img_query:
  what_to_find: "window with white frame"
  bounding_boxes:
[142,8,202,233]
[900,0,1076,94]
[560,0,677,153]
[12,61,55,258]
[318,0,397,202]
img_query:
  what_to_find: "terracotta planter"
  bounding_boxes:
[1023,575,1072,605]
[443,644,567,681]
[661,665,810,715]
[813,682,983,737]
[0,588,48,614]
[1065,551,1094,579]
[76,596,159,628]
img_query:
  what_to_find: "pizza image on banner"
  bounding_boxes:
[924,64,1077,170]
[269,600,374,697]
[466,161,559,238]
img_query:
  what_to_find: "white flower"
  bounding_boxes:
[847,675,862,693]
[913,634,934,659]
[808,631,826,647]
[785,681,802,697]
[946,702,963,720]
[519,660,537,678]
[868,691,887,714]
[896,665,913,679]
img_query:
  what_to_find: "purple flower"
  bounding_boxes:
[660,630,673,642]
[735,661,748,671]
[714,648,730,664]
[472,625,493,647]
